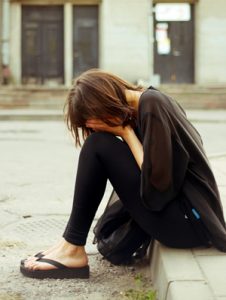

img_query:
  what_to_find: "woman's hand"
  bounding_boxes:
[86,118,143,169]
[85,119,132,139]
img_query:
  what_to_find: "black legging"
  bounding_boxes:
[63,132,204,248]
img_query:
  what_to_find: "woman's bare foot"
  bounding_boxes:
[23,239,64,263]
[24,239,88,271]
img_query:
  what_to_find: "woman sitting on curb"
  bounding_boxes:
[20,69,226,279]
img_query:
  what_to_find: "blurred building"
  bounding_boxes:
[0,0,3,84]
[1,0,226,87]
[153,0,226,85]
[6,0,151,87]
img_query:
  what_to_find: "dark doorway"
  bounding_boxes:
[22,6,64,85]
[73,6,99,77]
[153,3,194,83]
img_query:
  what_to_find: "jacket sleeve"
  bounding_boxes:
[139,99,190,211]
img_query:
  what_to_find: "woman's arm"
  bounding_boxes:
[85,119,143,169]
[122,128,143,170]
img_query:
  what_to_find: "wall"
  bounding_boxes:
[10,2,21,85]
[195,0,226,84]
[9,0,152,85]
[100,0,152,83]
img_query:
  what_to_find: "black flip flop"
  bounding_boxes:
[20,257,90,279]
[20,251,44,266]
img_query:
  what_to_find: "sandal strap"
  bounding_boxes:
[36,258,67,269]
[35,252,44,258]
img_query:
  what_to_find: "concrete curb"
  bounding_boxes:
[0,109,64,121]
[1,109,226,123]
[208,152,226,159]
[186,110,226,123]
[149,242,215,300]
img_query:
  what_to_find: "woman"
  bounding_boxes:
[20,69,226,279]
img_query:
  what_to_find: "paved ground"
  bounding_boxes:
[0,119,152,300]
[0,110,226,299]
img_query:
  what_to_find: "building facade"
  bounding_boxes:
[0,0,3,84]
[8,0,151,87]
[1,0,226,86]
[153,0,226,85]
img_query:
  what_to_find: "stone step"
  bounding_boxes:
[160,85,226,109]
[0,85,226,109]
[0,86,68,109]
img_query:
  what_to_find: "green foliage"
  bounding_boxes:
[124,273,157,300]
[124,289,156,300]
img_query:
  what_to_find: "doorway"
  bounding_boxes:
[153,3,194,83]
[22,6,64,85]
[73,5,99,77]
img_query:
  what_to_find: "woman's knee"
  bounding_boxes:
[80,132,132,164]
[82,132,123,152]
[86,131,115,143]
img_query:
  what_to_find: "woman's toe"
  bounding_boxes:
[25,260,36,269]
[32,263,41,271]
[26,256,37,263]
[32,261,57,271]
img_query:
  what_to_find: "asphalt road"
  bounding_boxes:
[0,119,226,299]
[0,120,151,300]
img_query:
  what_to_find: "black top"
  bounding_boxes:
[137,87,226,251]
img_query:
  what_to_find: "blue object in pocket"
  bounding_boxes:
[192,208,201,220]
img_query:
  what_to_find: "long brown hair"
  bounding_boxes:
[64,69,143,147]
